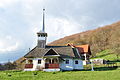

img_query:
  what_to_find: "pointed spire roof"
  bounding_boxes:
[42,9,45,32]
[37,9,47,37]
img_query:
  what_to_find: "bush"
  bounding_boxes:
[0,62,17,71]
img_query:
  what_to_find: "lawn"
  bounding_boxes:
[92,49,120,61]
[0,69,120,80]
[1,49,120,80]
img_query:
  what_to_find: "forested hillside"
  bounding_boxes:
[49,21,120,56]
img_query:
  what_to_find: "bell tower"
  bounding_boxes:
[37,9,47,48]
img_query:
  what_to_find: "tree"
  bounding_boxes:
[3,62,17,70]
[110,28,120,61]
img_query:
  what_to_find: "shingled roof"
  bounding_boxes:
[24,46,79,58]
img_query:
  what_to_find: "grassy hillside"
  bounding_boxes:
[49,21,120,56]
[92,50,119,61]
[0,70,120,80]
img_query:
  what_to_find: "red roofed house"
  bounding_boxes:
[67,44,91,65]
[75,45,91,65]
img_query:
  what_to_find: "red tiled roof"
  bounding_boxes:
[75,44,91,55]
[67,43,91,55]
[75,44,89,53]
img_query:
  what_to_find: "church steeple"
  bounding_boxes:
[42,9,45,32]
[37,9,47,48]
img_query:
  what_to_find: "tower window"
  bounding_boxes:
[75,60,78,64]
[38,60,41,64]
[65,60,69,64]
[38,35,40,37]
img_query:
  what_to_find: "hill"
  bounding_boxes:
[48,21,120,56]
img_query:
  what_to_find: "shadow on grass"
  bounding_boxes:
[110,60,120,62]
[82,66,118,71]
[61,66,118,72]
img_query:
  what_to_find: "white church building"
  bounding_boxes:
[23,9,91,71]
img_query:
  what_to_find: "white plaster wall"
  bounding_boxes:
[24,58,45,71]
[24,58,83,71]
[60,58,74,70]
[83,61,87,65]
[36,58,45,69]
[60,58,83,70]
[33,58,38,70]
[24,58,37,71]
[73,59,83,69]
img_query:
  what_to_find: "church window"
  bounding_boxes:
[38,60,41,64]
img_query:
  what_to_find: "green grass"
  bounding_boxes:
[0,50,120,80]
[92,50,119,61]
[0,69,120,80]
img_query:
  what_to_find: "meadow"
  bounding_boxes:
[0,68,120,80]
[0,50,120,80]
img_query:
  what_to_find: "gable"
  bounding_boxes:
[44,49,59,56]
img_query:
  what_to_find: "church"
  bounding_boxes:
[24,9,91,71]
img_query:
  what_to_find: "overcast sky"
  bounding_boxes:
[0,0,120,62]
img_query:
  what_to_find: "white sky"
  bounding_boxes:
[0,0,120,62]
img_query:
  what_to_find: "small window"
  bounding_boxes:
[75,60,78,64]
[38,60,41,64]
[65,60,69,64]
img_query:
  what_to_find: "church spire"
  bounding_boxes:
[42,9,45,32]
[37,9,47,48]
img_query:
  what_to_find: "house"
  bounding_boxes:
[67,44,91,65]
[75,45,91,65]
[92,59,107,65]
[23,9,84,71]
